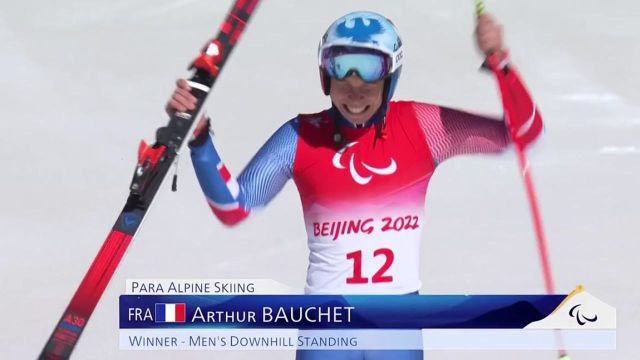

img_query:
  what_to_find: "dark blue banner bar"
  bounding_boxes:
[120,294,566,329]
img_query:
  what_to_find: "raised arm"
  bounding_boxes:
[415,12,542,165]
[167,79,297,226]
[189,119,297,226]
[413,102,511,165]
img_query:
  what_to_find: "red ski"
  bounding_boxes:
[39,1,260,358]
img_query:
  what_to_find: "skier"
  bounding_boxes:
[167,10,542,360]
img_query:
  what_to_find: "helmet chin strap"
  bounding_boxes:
[375,105,388,142]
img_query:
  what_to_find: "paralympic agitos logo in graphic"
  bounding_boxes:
[569,304,598,326]
[333,142,397,185]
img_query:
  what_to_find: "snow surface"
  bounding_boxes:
[1,0,638,358]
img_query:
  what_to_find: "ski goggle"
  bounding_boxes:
[320,47,392,83]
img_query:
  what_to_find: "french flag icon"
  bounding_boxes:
[154,303,186,323]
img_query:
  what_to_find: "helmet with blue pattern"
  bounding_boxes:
[318,11,404,104]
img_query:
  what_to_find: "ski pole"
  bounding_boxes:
[473,1,569,358]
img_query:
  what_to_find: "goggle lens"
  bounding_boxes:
[322,48,391,83]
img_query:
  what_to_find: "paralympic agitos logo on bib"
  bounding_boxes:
[333,142,397,185]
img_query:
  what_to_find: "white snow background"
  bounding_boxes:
[1,0,638,359]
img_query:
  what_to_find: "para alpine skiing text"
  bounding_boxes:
[314,215,419,241]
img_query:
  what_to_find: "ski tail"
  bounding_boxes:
[39,1,261,358]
